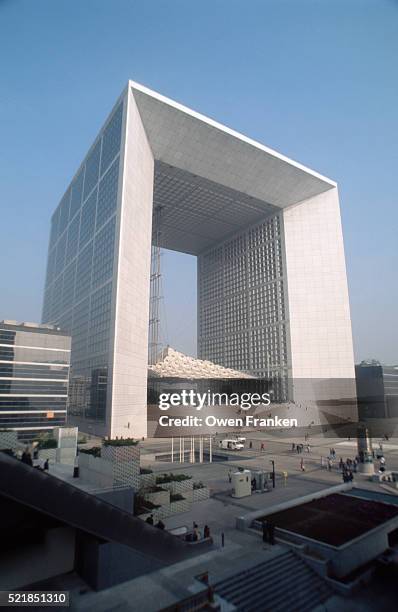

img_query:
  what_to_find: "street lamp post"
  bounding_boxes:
[270,459,275,488]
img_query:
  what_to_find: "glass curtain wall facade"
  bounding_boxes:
[356,364,398,419]
[42,100,124,427]
[198,213,289,383]
[0,321,70,439]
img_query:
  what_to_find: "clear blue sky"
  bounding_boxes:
[1,0,397,362]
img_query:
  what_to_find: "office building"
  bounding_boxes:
[42,81,356,438]
[356,361,398,419]
[0,320,70,439]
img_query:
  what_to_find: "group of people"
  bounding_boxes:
[188,522,211,542]
[145,516,211,542]
[145,514,165,530]
[183,522,211,542]
[21,447,50,472]
[292,443,310,454]
[339,457,358,472]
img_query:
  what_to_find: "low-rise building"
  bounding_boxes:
[0,320,71,440]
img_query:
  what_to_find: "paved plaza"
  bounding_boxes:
[140,433,398,541]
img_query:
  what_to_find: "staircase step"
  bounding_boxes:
[230,565,315,609]
[215,551,297,595]
[214,552,334,612]
[272,583,333,612]
[214,551,294,591]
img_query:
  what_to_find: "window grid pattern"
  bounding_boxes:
[198,213,288,377]
[96,158,119,230]
[87,282,112,357]
[55,232,67,277]
[58,188,71,236]
[42,101,123,424]
[100,102,123,176]
[84,139,101,200]
[66,214,80,262]
[62,261,76,312]
[79,188,97,250]
[75,241,93,303]
[45,248,56,287]
[70,168,85,220]
[92,218,116,289]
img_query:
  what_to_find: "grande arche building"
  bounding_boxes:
[42,81,356,439]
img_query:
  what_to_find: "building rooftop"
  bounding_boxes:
[121,80,338,255]
[0,320,68,335]
[262,492,398,547]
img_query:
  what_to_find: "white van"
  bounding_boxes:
[219,439,244,451]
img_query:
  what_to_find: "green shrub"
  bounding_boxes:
[103,437,138,447]
[134,495,161,515]
[170,493,185,502]
[79,446,101,457]
[37,438,57,450]
[193,481,205,490]
[156,472,192,484]
[140,468,153,474]
[146,485,167,493]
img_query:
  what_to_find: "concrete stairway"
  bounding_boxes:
[213,549,333,612]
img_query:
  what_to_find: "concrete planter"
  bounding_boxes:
[159,479,193,495]
[78,444,140,489]
[56,447,76,465]
[78,453,114,488]
[169,497,192,515]
[102,444,140,489]
[38,448,57,463]
[0,430,18,450]
[102,444,140,463]
[139,472,156,489]
[145,489,170,506]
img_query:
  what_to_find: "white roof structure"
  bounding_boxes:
[127,80,336,255]
[148,347,253,379]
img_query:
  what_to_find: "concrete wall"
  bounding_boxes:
[283,188,355,380]
[282,188,357,427]
[277,517,398,579]
[0,527,75,590]
[78,445,140,489]
[109,87,154,439]
[94,487,135,514]
[75,531,163,591]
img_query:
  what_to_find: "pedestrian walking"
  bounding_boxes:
[262,521,268,543]
[267,522,275,545]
